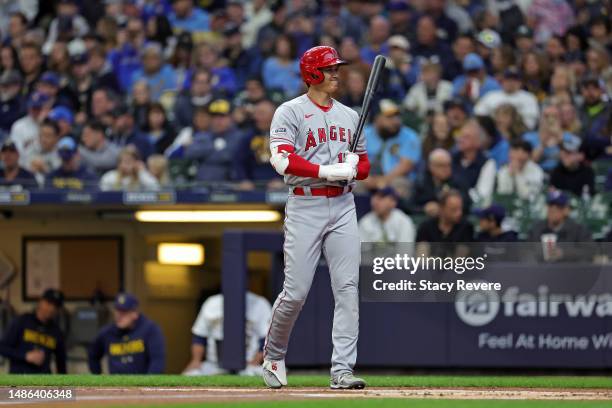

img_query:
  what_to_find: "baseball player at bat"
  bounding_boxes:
[262,46,372,390]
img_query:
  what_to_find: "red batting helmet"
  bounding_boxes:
[299,46,347,85]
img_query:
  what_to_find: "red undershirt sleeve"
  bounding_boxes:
[276,144,320,178]
[356,153,371,180]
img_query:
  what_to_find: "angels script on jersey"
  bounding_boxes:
[304,126,352,151]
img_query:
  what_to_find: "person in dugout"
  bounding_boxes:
[88,293,165,374]
[0,288,66,374]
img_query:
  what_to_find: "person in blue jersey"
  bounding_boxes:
[168,0,210,34]
[89,293,165,374]
[0,289,66,374]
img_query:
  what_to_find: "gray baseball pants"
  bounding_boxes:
[263,192,360,377]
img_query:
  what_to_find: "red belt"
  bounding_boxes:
[292,186,352,197]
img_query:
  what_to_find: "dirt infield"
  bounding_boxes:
[2,387,612,407]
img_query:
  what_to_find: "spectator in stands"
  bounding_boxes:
[222,24,264,90]
[475,30,501,72]
[183,289,271,376]
[527,191,592,260]
[79,120,121,175]
[520,51,551,102]
[0,140,37,189]
[109,17,147,92]
[447,34,476,81]
[100,146,159,191]
[338,37,371,92]
[416,189,474,242]
[452,53,501,105]
[129,42,177,100]
[91,88,118,127]
[339,69,367,113]
[170,31,195,90]
[403,58,452,119]
[10,92,52,168]
[545,65,576,107]
[550,135,595,196]
[143,103,176,155]
[18,42,44,97]
[558,101,582,136]
[359,186,416,243]
[184,99,244,181]
[477,115,509,168]
[147,154,171,188]
[497,140,544,199]
[412,15,453,79]
[363,99,421,196]
[474,204,518,242]
[131,81,151,131]
[262,34,301,98]
[88,46,121,93]
[494,104,527,143]
[0,70,25,137]
[48,106,74,139]
[173,69,214,130]
[515,25,536,56]
[5,12,29,49]
[27,119,61,183]
[412,149,468,217]
[166,105,210,157]
[380,35,416,101]
[360,15,390,65]
[42,0,89,55]
[110,103,153,160]
[421,113,454,159]
[36,71,72,110]
[191,43,238,97]
[0,288,66,374]
[89,293,165,374]
[67,53,95,117]
[169,0,210,34]
[474,67,540,129]
[523,104,575,172]
[452,120,496,207]
[236,99,283,190]
[45,137,97,190]
[579,75,612,160]
[444,97,468,138]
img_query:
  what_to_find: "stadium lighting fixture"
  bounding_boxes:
[135,210,282,223]
[157,243,204,266]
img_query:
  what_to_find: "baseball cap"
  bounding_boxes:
[474,204,506,224]
[477,29,501,49]
[143,42,163,56]
[41,288,64,308]
[376,99,400,117]
[222,24,241,37]
[49,106,74,125]
[561,134,581,153]
[112,102,134,118]
[388,35,410,51]
[27,92,50,109]
[40,71,60,87]
[547,191,569,207]
[387,0,411,12]
[443,97,468,112]
[0,70,22,86]
[114,293,139,311]
[57,136,77,161]
[1,140,18,152]
[515,25,534,38]
[374,186,399,200]
[580,74,601,88]
[70,53,89,65]
[503,66,521,79]
[463,53,484,71]
[208,99,232,115]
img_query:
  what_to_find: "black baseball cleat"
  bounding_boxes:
[330,373,367,389]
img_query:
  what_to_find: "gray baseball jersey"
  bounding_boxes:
[269,94,366,187]
[264,94,364,379]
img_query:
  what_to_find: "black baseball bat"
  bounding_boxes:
[349,54,386,153]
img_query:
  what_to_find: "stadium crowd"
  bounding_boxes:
[0,0,610,238]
